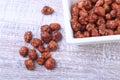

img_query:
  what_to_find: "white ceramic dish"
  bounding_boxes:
[62,0,120,45]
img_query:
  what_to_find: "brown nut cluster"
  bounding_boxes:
[71,0,120,38]
[41,6,54,15]
[19,23,62,70]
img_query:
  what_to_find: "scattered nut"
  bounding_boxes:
[24,59,34,70]
[50,23,61,31]
[19,46,28,57]
[28,49,37,60]
[41,6,54,15]
[38,45,45,53]
[24,31,32,42]
[52,31,62,42]
[41,25,51,33]
[30,38,42,48]
[44,57,56,70]
[41,32,52,43]
[36,57,45,65]
[41,52,51,60]
[48,40,58,51]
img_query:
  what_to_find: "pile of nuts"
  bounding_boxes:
[71,0,120,38]
[19,6,62,70]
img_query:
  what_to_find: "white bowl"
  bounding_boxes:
[62,0,120,45]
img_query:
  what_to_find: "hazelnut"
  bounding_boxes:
[41,32,52,43]
[41,52,51,60]
[104,0,113,5]
[44,57,56,70]
[94,7,105,17]
[95,0,104,7]
[71,3,79,17]
[52,31,62,42]
[97,17,105,26]
[103,4,111,13]
[86,23,95,31]
[28,49,37,60]
[24,59,34,70]
[112,2,120,10]
[116,0,120,4]
[83,0,92,10]
[105,29,114,35]
[24,31,32,42]
[41,6,54,15]
[106,20,118,30]
[84,31,90,37]
[106,14,111,20]
[30,38,42,48]
[48,40,58,51]
[117,9,120,19]
[71,22,81,32]
[91,28,99,37]
[74,31,84,38]
[38,45,45,53]
[99,24,106,35]
[19,46,28,57]
[41,25,51,33]
[110,10,117,18]
[36,57,45,65]
[50,23,61,31]
[89,14,98,23]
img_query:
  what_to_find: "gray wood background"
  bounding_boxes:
[0,0,120,80]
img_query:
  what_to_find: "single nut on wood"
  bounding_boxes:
[36,57,45,65]
[41,6,54,15]
[24,59,34,70]
[24,31,32,43]
[30,38,42,48]
[48,40,58,51]
[41,52,51,60]
[44,57,56,70]
[19,46,28,57]
[28,49,37,60]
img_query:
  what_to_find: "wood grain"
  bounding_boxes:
[0,0,120,80]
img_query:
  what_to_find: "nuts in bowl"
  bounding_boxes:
[62,0,120,44]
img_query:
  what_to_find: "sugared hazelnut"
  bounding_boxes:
[28,49,37,60]
[48,40,58,51]
[50,23,61,31]
[41,25,51,33]
[94,7,105,17]
[24,59,34,70]
[36,57,45,65]
[24,31,32,43]
[44,57,56,70]
[41,52,51,60]
[19,46,28,57]
[52,31,62,42]
[41,6,54,15]
[41,32,52,43]
[30,38,42,48]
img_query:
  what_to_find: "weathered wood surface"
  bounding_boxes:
[0,0,120,80]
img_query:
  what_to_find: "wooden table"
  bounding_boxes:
[0,0,120,80]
